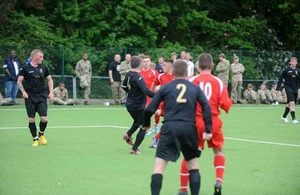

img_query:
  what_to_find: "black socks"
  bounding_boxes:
[29,122,37,139]
[132,128,146,151]
[283,107,290,118]
[151,174,163,195]
[189,169,201,195]
[39,121,48,136]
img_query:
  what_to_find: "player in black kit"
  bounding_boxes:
[142,60,212,195]
[121,56,155,154]
[276,57,300,124]
[17,49,54,146]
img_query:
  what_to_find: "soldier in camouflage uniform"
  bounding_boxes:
[243,83,258,104]
[216,53,230,86]
[53,82,76,105]
[257,82,272,104]
[119,54,131,104]
[230,56,245,103]
[75,53,92,105]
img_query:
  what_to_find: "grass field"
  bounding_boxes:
[0,104,300,195]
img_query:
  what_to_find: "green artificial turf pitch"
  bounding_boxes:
[0,104,299,195]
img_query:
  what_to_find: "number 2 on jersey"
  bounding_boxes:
[176,84,187,103]
[199,82,212,100]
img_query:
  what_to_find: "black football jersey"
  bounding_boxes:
[277,66,300,92]
[121,71,155,110]
[19,64,50,100]
[145,79,212,133]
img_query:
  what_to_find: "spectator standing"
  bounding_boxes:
[109,54,122,105]
[216,53,230,86]
[171,52,177,62]
[230,56,245,103]
[186,52,195,78]
[120,53,131,104]
[180,51,186,60]
[75,53,92,105]
[155,57,164,74]
[3,50,21,104]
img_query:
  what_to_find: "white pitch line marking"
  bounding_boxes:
[0,107,125,111]
[0,125,299,148]
[225,137,300,147]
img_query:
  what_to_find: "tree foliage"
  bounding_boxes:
[0,0,299,79]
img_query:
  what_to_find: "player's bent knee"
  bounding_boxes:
[186,158,199,170]
[40,116,48,123]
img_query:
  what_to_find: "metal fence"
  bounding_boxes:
[0,74,112,99]
[1,45,300,80]
[0,73,282,100]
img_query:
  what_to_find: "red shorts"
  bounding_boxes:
[196,116,224,150]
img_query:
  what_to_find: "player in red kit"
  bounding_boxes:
[178,53,232,195]
[140,55,157,106]
[148,59,174,147]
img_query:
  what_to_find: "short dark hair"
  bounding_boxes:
[164,59,173,64]
[173,60,187,77]
[198,53,213,70]
[131,56,141,68]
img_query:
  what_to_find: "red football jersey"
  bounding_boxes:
[140,68,157,90]
[154,73,174,86]
[190,71,232,116]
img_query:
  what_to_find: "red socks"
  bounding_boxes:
[154,114,160,124]
[179,160,189,193]
[154,132,161,140]
[214,155,225,184]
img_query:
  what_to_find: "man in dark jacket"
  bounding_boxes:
[3,50,21,104]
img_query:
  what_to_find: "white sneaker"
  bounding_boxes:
[292,119,299,124]
[281,117,289,123]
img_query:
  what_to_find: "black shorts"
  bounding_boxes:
[127,108,144,125]
[25,98,48,118]
[156,121,200,162]
[286,90,298,103]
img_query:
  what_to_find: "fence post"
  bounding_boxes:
[73,76,77,99]
[60,45,65,80]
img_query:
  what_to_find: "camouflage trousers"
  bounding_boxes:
[231,80,242,103]
[79,76,91,101]
[244,90,258,104]
[120,76,127,103]
[257,90,272,103]
[53,98,76,105]
[111,81,122,104]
